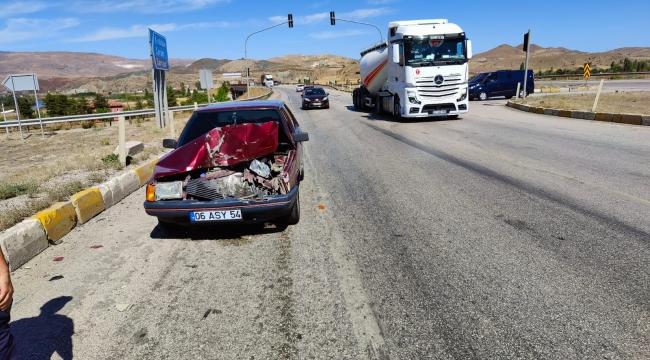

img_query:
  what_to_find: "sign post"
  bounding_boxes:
[583,63,591,81]
[149,29,170,128]
[521,30,531,99]
[199,69,214,104]
[3,74,44,138]
[1,103,9,136]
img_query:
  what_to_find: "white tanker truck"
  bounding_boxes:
[352,19,473,119]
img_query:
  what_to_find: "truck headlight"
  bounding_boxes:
[407,91,420,104]
[457,88,468,101]
[154,181,183,200]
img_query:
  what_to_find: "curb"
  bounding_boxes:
[506,101,646,126]
[0,157,159,271]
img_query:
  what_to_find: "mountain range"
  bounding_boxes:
[1,44,649,93]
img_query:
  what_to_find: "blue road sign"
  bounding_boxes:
[149,29,169,71]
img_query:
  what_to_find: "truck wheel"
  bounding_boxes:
[393,96,401,119]
[352,90,359,110]
[479,92,487,101]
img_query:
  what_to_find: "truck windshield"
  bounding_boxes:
[404,36,466,66]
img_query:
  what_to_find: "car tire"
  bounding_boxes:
[505,95,513,99]
[479,92,487,101]
[279,193,300,226]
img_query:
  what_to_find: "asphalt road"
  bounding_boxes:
[10,86,650,359]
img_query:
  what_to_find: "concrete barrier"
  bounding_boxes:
[70,187,105,224]
[507,101,647,126]
[33,201,77,244]
[0,219,48,271]
[117,171,141,198]
[133,159,158,186]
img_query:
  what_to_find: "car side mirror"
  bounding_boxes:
[162,139,177,149]
[293,131,309,142]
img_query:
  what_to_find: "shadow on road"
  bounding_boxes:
[11,296,74,360]
[345,105,463,123]
[150,222,287,241]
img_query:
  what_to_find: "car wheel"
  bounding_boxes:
[279,193,300,226]
[505,95,513,99]
[479,92,487,101]
[519,90,525,98]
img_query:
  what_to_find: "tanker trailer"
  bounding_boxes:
[352,19,473,119]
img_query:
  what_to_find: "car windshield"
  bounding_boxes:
[177,109,281,146]
[470,73,487,83]
[305,88,326,96]
[404,35,466,66]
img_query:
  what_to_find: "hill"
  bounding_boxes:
[470,44,650,73]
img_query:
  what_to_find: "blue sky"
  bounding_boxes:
[0,0,649,61]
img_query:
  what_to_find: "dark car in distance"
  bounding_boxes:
[301,87,330,109]
[144,100,309,229]
[469,70,534,100]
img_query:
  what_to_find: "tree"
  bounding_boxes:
[167,86,178,106]
[94,93,109,113]
[17,96,35,119]
[214,82,230,102]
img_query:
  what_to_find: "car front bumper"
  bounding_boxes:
[144,186,299,225]
[303,101,329,108]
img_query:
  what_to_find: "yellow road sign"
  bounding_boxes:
[583,63,591,80]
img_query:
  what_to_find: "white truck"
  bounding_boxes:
[352,19,473,119]
[261,74,274,87]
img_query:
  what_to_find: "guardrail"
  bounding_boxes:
[0,88,273,130]
[535,71,650,80]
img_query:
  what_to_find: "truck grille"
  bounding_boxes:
[415,76,463,98]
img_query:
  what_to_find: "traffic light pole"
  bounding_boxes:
[330,11,383,44]
[522,29,531,99]
[244,16,292,99]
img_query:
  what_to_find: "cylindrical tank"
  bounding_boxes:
[359,43,388,95]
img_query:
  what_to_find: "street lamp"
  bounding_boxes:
[244,14,294,98]
[329,11,383,44]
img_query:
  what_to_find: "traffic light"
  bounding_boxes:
[288,14,293,28]
[330,11,335,26]
[522,31,529,51]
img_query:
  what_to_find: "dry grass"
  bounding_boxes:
[239,87,272,100]
[516,91,650,115]
[0,112,192,231]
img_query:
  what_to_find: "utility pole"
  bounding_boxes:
[244,14,294,99]
[522,29,531,99]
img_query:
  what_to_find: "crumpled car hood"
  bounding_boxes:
[154,121,279,179]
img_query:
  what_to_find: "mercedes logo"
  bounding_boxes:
[434,75,444,85]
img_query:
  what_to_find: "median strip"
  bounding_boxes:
[506,101,647,126]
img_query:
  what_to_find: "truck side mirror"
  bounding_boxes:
[466,39,473,60]
[392,43,401,65]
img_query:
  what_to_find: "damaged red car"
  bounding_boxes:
[143,100,309,228]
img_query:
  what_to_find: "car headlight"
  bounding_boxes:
[154,181,183,200]
[304,98,311,102]
[323,96,328,101]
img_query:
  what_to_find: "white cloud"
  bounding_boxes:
[310,29,369,40]
[367,0,397,4]
[269,7,391,25]
[72,0,230,13]
[0,1,48,17]
[0,17,79,44]
[71,21,239,42]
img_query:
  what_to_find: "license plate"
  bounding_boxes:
[313,102,321,106]
[190,209,242,222]
[429,109,447,115]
